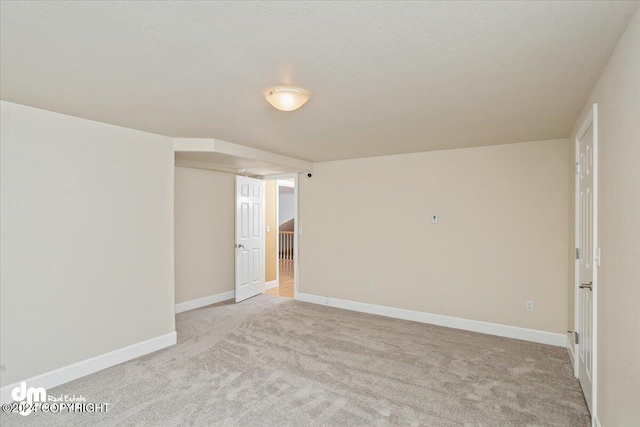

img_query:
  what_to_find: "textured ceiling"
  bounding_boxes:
[1,1,637,162]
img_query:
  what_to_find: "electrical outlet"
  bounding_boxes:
[526,301,534,312]
[368,282,375,291]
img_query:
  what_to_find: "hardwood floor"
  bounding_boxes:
[265,260,294,298]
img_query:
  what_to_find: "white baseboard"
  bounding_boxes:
[175,290,235,314]
[1,331,176,404]
[265,280,278,290]
[296,293,567,347]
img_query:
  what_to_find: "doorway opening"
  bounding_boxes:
[265,177,297,298]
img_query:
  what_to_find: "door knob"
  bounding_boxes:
[235,244,245,249]
[579,282,593,290]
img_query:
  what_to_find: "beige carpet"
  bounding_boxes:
[2,295,590,426]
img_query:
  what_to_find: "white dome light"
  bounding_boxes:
[264,86,310,112]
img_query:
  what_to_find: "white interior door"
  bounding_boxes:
[235,175,265,302]
[576,104,598,414]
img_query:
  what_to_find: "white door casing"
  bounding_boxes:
[575,103,598,417]
[235,176,265,302]
[264,173,299,299]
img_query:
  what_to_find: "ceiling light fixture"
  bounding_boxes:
[264,86,310,112]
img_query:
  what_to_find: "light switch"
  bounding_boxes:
[431,214,439,224]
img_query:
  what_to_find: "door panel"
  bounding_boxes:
[240,202,249,238]
[240,250,249,287]
[235,176,265,302]
[252,202,260,237]
[252,248,260,283]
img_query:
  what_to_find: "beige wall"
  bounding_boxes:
[299,139,571,334]
[265,181,277,283]
[174,167,235,303]
[0,101,175,387]
[569,11,639,425]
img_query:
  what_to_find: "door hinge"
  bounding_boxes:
[575,162,580,174]
[595,247,601,267]
[574,332,579,344]
[575,248,580,259]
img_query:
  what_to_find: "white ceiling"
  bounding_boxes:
[1,1,637,162]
